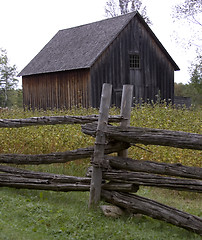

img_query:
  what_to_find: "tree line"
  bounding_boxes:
[175,54,201,106]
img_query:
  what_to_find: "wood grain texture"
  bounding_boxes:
[89,83,112,207]
[102,190,202,235]
[102,170,202,192]
[106,156,202,180]
[82,123,202,150]
[0,142,129,165]
[0,115,122,128]
[118,85,133,157]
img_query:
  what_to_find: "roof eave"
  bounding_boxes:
[90,11,180,71]
[135,12,180,71]
[19,66,91,77]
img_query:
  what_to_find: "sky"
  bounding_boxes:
[0,0,199,88]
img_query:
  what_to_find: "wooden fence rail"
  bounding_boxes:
[0,142,129,165]
[0,83,201,235]
[84,84,202,235]
[106,156,202,180]
[0,114,122,128]
[0,165,138,193]
[102,190,202,236]
[82,123,202,150]
[102,170,202,192]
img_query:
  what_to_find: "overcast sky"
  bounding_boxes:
[0,0,198,87]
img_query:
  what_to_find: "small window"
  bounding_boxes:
[129,54,140,69]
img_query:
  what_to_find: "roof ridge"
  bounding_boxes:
[90,11,137,66]
[19,11,138,76]
[59,11,137,33]
[18,10,179,76]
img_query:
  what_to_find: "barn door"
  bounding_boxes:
[129,53,143,104]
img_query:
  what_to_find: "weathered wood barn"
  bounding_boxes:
[19,11,179,109]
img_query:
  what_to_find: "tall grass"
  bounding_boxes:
[0,104,201,168]
[0,105,202,239]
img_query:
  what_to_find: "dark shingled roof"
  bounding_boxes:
[19,11,179,76]
[19,12,136,76]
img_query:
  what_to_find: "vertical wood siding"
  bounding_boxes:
[23,69,91,110]
[91,16,175,107]
[23,15,177,109]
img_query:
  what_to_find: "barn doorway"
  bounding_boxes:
[129,53,143,104]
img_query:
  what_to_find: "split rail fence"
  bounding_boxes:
[0,84,202,235]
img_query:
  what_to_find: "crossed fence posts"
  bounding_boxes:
[0,83,202,235]
[89,83,133,207]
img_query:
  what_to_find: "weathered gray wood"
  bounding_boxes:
[0,177,90,192]
[0,178,137,193]
[0,178,139,193]
[0,147,96,165]
[0,166,91,191]
[106,156,202,180]
[118,85,133,157]
[0,166,138,193]
[102,182,139,192]
[101,190,202,235]
[0,115,122,128]
[0,165,91,183]
[82,123,202,150]
[89,83,112,208]
[0,175,139,193]
[0,142,129,165]
[102,170,202,192]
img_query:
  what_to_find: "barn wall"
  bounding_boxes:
[91,16,175,107]
[23,69,91,110]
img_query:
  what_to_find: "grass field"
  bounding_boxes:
[0,188,201,240]
[0,105,201,239]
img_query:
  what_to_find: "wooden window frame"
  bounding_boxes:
[129,53,140,69]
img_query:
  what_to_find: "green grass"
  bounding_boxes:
[0,187,201,240]
[0,105,202,239]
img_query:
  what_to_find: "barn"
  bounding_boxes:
[19,11,180,110]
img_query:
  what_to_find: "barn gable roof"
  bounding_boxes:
[19,12,179,76]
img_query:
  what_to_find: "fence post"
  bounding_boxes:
[118,85,133,158]
[88,83,112,208]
